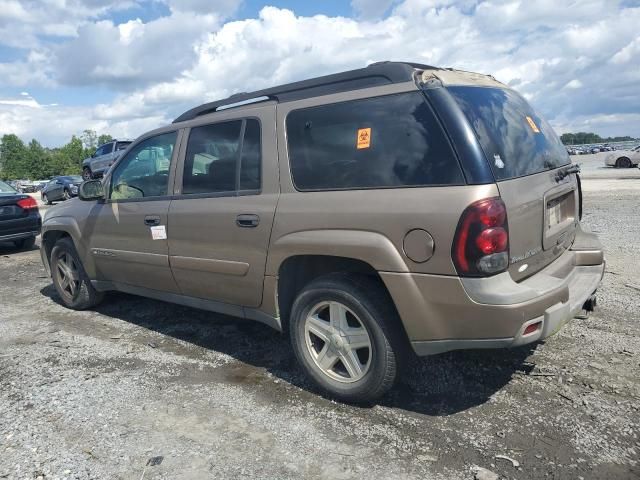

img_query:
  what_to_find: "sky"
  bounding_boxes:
[0,0,638,147]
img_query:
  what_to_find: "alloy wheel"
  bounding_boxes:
[55,252,80,300]
[304,301,372,383]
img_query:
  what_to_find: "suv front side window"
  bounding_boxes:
[109,131,177,200]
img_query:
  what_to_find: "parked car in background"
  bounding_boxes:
[40,62,604,403]
[605,145,640,168]
[82,140,132,180]
[566,147,578,155]
[40,176,83,204]
[0,180,41,250]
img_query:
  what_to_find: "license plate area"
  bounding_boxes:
[547,194,570,228]
[0,205,21,218]
[543,187,576,250]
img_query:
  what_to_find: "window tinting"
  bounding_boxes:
[447,86,570,181]
[182,119,261,195]
[109,131,177,200]
[286,92,463,191]
[116,141,131,151]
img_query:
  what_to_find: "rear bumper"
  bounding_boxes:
[0,214,41,243]
[381,227,604,356]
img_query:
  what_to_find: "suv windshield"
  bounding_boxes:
[447,86,570,181]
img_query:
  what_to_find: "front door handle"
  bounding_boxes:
[144,215,161,226]
[236,214,260,228]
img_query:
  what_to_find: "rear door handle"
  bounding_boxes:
[236,214,260,228]
[144,215,161,226]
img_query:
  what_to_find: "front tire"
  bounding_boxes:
[289,273,405,403]
[82,167,92,181]
[50,237,104,310]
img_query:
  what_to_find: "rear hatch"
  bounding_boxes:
[448,86,578,281]
[0,194,27,221]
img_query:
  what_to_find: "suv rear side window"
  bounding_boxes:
[286,92,463,191]
[447,86,570,181]
[182,118,261,195]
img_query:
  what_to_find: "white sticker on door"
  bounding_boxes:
[150,225,167,240]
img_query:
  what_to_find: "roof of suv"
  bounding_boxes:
[173,61,506,123]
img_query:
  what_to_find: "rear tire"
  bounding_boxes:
[50,237,104,310]
[616,157,632,168]
[289,273,406,403]
[14,236,36,250]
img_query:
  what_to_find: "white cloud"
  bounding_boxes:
[565,79,583,89]
[0,1,639,147]
[164,0,242,16]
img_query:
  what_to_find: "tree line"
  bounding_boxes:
[0,130,113,181]
[560,132,636,145]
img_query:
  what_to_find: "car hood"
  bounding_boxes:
[42,196,88,222]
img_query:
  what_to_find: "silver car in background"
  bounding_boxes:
[605,145,640,168]
[82,140,132,180]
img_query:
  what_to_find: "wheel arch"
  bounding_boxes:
[267,229,409,332]
[275,254,410,348]
[41,219,94,276]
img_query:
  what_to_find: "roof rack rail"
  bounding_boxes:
[172,61,438,123]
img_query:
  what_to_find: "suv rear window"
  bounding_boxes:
[286,92,463,191]
[447,86,570,181]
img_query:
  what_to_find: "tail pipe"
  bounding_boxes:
[583,294,597,312]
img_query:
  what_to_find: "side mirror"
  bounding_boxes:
[79,179,105,201]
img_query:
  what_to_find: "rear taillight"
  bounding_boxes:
[17,197,38,210]
[452,197,509,276]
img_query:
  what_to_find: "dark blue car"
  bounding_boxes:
[40,175,83,205]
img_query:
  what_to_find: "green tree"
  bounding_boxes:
[0,134,28,180]
[81,129,98,150]
[97,134,114,146]
[26,139,48,179]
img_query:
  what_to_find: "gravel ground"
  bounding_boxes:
[1,152,639,480]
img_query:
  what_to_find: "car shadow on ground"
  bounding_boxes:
[41,286,538,416]
[0,241,39,255]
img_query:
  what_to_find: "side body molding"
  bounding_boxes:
[265,229,409,276]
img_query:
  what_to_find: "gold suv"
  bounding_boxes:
[41,62,604,402]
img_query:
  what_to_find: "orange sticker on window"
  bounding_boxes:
[526,116,540,133]
[356,128,371,149]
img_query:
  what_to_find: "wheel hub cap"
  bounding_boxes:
[303,301,372,383]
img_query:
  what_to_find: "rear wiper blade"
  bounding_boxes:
[555,164,581,182]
